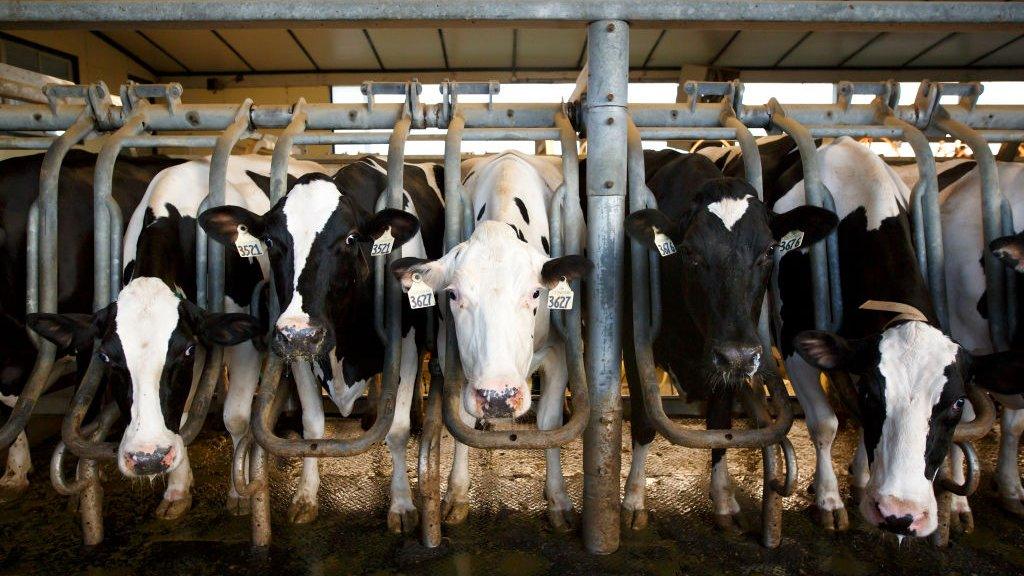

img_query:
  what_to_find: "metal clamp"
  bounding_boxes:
[836,80,900,112]
[441,80,500,122]
[681,80,737,114]
[120,81,183,116]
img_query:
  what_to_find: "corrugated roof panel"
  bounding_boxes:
[517,29,586,68]
[366,28,444,70]
[841,31,948,67]
[291,29,379,70]
[216,29,310,71]
[140,29,247,72]
[629,29,662,68]
[646,29,737,68]
[715,31,809,67]
[975,34,1024,67]
[777,31,880,68]
[443,28,513,68]
[103,30,185,72]
[911,32,1024,67]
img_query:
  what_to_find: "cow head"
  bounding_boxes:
[794,323,1024,537]
[392,222,591,419]
[28,277,258,478]
[199,173,419,362]
[627,177,836,384]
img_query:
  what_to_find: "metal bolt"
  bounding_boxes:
[605,117,614,125]
[606,23,615,32]
[599,414,614,424]
[349,110,357,121]
[604,180,614,189]
[606,93,614,102]
[507,109,514,118]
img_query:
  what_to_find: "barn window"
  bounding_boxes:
[0,33,78,82]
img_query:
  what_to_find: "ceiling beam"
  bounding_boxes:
[90,30,157,77]
[136,30,191,72]
[211,30,254,71]
[288,29,320,70]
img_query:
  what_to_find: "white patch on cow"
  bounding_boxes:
[706,195,752,231]
[0,391,15,408]
[277,180,341,328]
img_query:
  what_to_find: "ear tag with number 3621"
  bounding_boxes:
[234,224,264,259]
[407,273,435,309]
[652,226,676,257]
[547,277,574,310]
[371,226,395,257]
[777,230,805,254]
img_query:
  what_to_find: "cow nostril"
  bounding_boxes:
[713,343,762,369]
[882,513,915,534]
[126,446,174,475]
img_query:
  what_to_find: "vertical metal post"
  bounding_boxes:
[582,19,627,556]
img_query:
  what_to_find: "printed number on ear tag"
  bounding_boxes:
[547,277,574,310]
[407,273,435,309]
[234,224,264,258]
[777,230,804,254]
[652,227,676,257]
[371,226,395,257]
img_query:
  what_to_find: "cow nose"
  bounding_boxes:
[880,513,915,535]
[124,445,175,476]
[475,387,523,419]
[875,496,924,535]
[272,325,325,358]
[711,343,762,372]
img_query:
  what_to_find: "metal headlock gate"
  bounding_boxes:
[0,0,1022,556]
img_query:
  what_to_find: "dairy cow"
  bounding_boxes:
[28,155,322,518]
[200,156,441,532]
[620,149,837,532]
[392,152,591,530]
[0,150,182,504]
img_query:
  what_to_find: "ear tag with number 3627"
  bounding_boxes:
[652,226,676,257]
[407,273,435,309]
[547,277,574,310]
[234,224,264,259]
[777,230,805,254]
[371,226,395,257]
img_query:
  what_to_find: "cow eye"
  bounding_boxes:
[756,244,777,266]
[447,289,458,302]
[184,344,196,357]
[952,397,966,412]
[98,351,111,363]
[532,289,541,299]
[263,237,274,249]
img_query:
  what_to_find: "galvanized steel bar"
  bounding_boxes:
[207,99,252,313]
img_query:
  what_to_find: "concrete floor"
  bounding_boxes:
[1,416,1023,576]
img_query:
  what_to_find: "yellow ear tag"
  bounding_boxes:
[371,226,395,257]
[547,277,574,310]
[407,273,435,310]
[234,224,264,259]
[652,226,676,257]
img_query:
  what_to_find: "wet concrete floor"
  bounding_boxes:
[1,416,1023,575]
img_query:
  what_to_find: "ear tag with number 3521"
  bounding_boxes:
[777,230,805,254]
[547,277,574,310]
[407,273,435,309]
[234,224,264,259]
[652,226,676,257]
[371,226,395,257]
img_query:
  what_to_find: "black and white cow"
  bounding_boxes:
[28,155,322,518]
[200,156,442,532]
[772,137,1023,537]
[621,149,837,531]
[392,152,592,530]
[0,150,182,504]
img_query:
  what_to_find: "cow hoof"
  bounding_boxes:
[0,480,29,505]
[621,506,649,531]
[288,498,319,525]
[155,493,192,520]
[547,506,577,533]
[226,493,251,516]
[387,506,419,534]
[816,506,849,531]
[951,510,974,533]
[441,496,470,525]
[714,512,745,534]
[999,497,1024,517]
[850,486,867,505]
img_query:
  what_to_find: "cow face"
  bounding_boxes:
[627,177,836,383]
[794,324,1024,537]
[392,222,591,419]
[28,277,257,478]
[199,174,419,362]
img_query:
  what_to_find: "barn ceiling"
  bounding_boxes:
[91,27,1023,79]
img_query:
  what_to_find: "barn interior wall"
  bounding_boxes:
[4,30,154,86]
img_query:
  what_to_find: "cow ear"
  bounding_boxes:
[625,209,678,251]
[972,350,1024,395]
[245,170,298,198]
[770,206,838,246]
[541,255,593,289]
[392,256,443,291]
[793,330,874,373]
[991,232,1024,273]
[352,209,420,248]
[199,206,265,246]
[26,312,97,355]
[199,312,261,347]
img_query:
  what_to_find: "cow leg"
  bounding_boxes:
[442,407,473,525]
[708,390,743,533]
[848,431,869,505]
[621,320,654,530]
[386,331,419,534]
[537,343,574,532]
[290,360,322,524]
[996,407,1024,517]
[0,431,31,504]
[949,400,975,531]
[785,354,848,530]
[155,448,193,520]
[222,338,261,516]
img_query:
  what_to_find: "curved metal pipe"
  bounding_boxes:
[231,433,264,498]
[936,441,980,497]
[270,98,307,203]
[51,402,119,496]
[177,346,224,444]
[954,385,996,442]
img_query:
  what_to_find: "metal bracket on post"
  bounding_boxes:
[120,81,183,117]
[681,80,737,115]
[440,80,500,127]
[835,80,900,112]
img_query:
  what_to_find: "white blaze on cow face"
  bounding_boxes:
[115,277,186,477]
[862,321,958,537]
[706,194,752,231]
[276,180,342,335]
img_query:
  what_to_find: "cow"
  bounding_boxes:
[199,156,441,532]
[0,150,182,504]
[620,148,837,532]
[391,152,592,530]
[771,137,1023,538]
[27,155,323,519]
